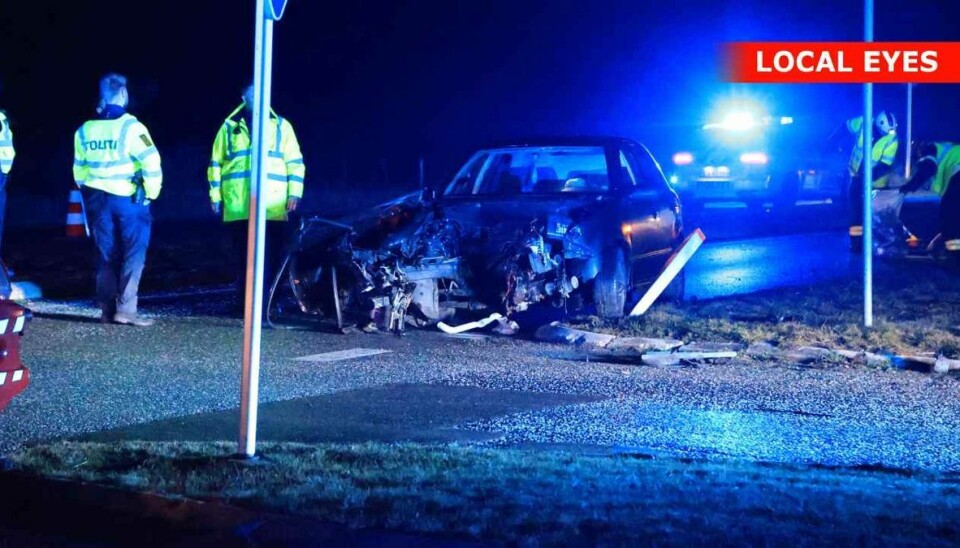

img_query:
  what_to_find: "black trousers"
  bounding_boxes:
[82,187,152,316]
[229,221,289,307]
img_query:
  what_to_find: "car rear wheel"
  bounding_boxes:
[594,246,629,320]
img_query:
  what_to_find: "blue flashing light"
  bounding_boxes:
[740,152,769,165]
[704,111,760,132]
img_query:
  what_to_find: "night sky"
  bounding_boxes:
[2,0,959,216]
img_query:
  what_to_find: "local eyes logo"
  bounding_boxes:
[724,42,960,83]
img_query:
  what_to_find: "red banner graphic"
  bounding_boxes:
[725,42,960,83]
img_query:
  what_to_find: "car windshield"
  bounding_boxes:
[445,146,610,196]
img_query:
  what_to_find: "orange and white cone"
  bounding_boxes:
[66,186,88,238]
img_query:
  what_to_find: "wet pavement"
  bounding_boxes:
[2,198,955,473]
[3,293,960,472]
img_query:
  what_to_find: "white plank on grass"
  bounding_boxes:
[295,348,392,363]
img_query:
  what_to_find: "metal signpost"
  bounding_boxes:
[239,0,288,459]
[906,83,914,179]
[862,0,874,328]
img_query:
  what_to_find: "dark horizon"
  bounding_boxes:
[3,0,959,210]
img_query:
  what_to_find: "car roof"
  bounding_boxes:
[476,136,645,150]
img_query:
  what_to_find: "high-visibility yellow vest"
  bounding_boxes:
[0,111,14,176]
[207,105,305,223]
[932,145,960,198]
[73,113,163,199]
[934,142,954,165]
[847,117,899,188]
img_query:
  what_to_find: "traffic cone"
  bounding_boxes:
[66,186,88,237]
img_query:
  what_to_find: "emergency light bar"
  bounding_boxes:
[739,152,769,165]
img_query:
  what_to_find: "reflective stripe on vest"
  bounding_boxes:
[218,113,291,222]
[0,111,13,175]
[849,127,898,176]
[935,143,952,164]
[77,116,139,196]
[933,146,960,197]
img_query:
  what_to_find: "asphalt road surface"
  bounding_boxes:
[3,199,955,473]
[4,292,960,472]
[686,200,853,299]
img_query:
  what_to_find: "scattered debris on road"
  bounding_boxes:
[535,321,737,365]
[576,261,960,371]
[438,312,505,335]
[294,348,392,363]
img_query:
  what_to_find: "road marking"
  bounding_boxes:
[12,370,22,382]
[294,348,392,363]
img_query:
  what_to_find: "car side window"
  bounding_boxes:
[619,151,637,187]
[624,145,669,192]
[446,153,489,196]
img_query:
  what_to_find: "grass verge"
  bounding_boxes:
[8,440,960,545]
[586,262,960,359]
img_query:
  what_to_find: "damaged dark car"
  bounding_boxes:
[281,137,685,332]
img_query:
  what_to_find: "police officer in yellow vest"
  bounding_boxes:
[0,81,15,263]
[846,111,899,252]
[900,141,960,265]
[207,84,305,309]
[0,82,17,266]
[73,74,162,326]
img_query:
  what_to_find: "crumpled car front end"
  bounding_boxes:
[285,193,602,333]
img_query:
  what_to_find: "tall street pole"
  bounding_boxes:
[239,0,274,458]
[862,0,874,328]
[905,83,914,179]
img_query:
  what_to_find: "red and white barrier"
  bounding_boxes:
[0,369,25,386]
[0,367,29,413]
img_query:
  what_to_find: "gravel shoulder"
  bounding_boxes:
[4,296,960,474]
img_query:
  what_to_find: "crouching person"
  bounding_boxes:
[900,141,960,266]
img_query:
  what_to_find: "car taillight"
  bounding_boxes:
[673,152,694,165]
[740,152,769,165]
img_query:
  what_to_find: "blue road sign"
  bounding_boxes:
[265,0,288,20]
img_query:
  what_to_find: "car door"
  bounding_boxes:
[620,145,682,284]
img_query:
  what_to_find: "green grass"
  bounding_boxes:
[8,440,960,545]
[588,262,960,359]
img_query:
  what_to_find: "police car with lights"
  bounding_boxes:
[666,108,847,210]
